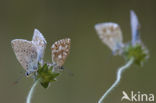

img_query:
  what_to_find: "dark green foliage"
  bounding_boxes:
[123,43,149,66]
[37,63,60,88]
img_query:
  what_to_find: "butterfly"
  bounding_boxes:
[11,29,47,76]
[95,22,124,54]
[130,10,141,45]
[51,38,71,72]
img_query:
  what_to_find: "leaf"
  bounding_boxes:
[41,82,49,88]
[123,43,149,66]
[37,63,60,88]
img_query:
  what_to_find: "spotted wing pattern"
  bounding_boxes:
[51,38,71,67]
[11,39,39,75]
[95,22,123,52]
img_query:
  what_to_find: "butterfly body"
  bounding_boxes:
[11,29,47,77]
[11,39,39,76]
[95,22,124,55]
[11,29,70,76]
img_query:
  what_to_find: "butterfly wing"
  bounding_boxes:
[130,10,140,45]
[95,22,123,52]
[51,38,71,67]
[11,39,39,75]
[32,29,47,61]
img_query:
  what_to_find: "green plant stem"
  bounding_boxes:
[98,58,134,103]
[26,79,39,103]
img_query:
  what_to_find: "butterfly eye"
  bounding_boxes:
[60,66,64,70]
[25,71,30,77]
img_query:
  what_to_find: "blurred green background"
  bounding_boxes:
[0,0,156,103]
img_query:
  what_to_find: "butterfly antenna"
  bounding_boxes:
[12,71,25,85]
[64,67,74,77]
[106,52,114,62]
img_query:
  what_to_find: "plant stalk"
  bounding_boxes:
[26,79,39,103]
[98,58,134,103]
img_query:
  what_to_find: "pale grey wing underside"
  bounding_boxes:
[32,29,47,61]
[95,22,123,52]
[130,10,140,45]
[11,39,39,74]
